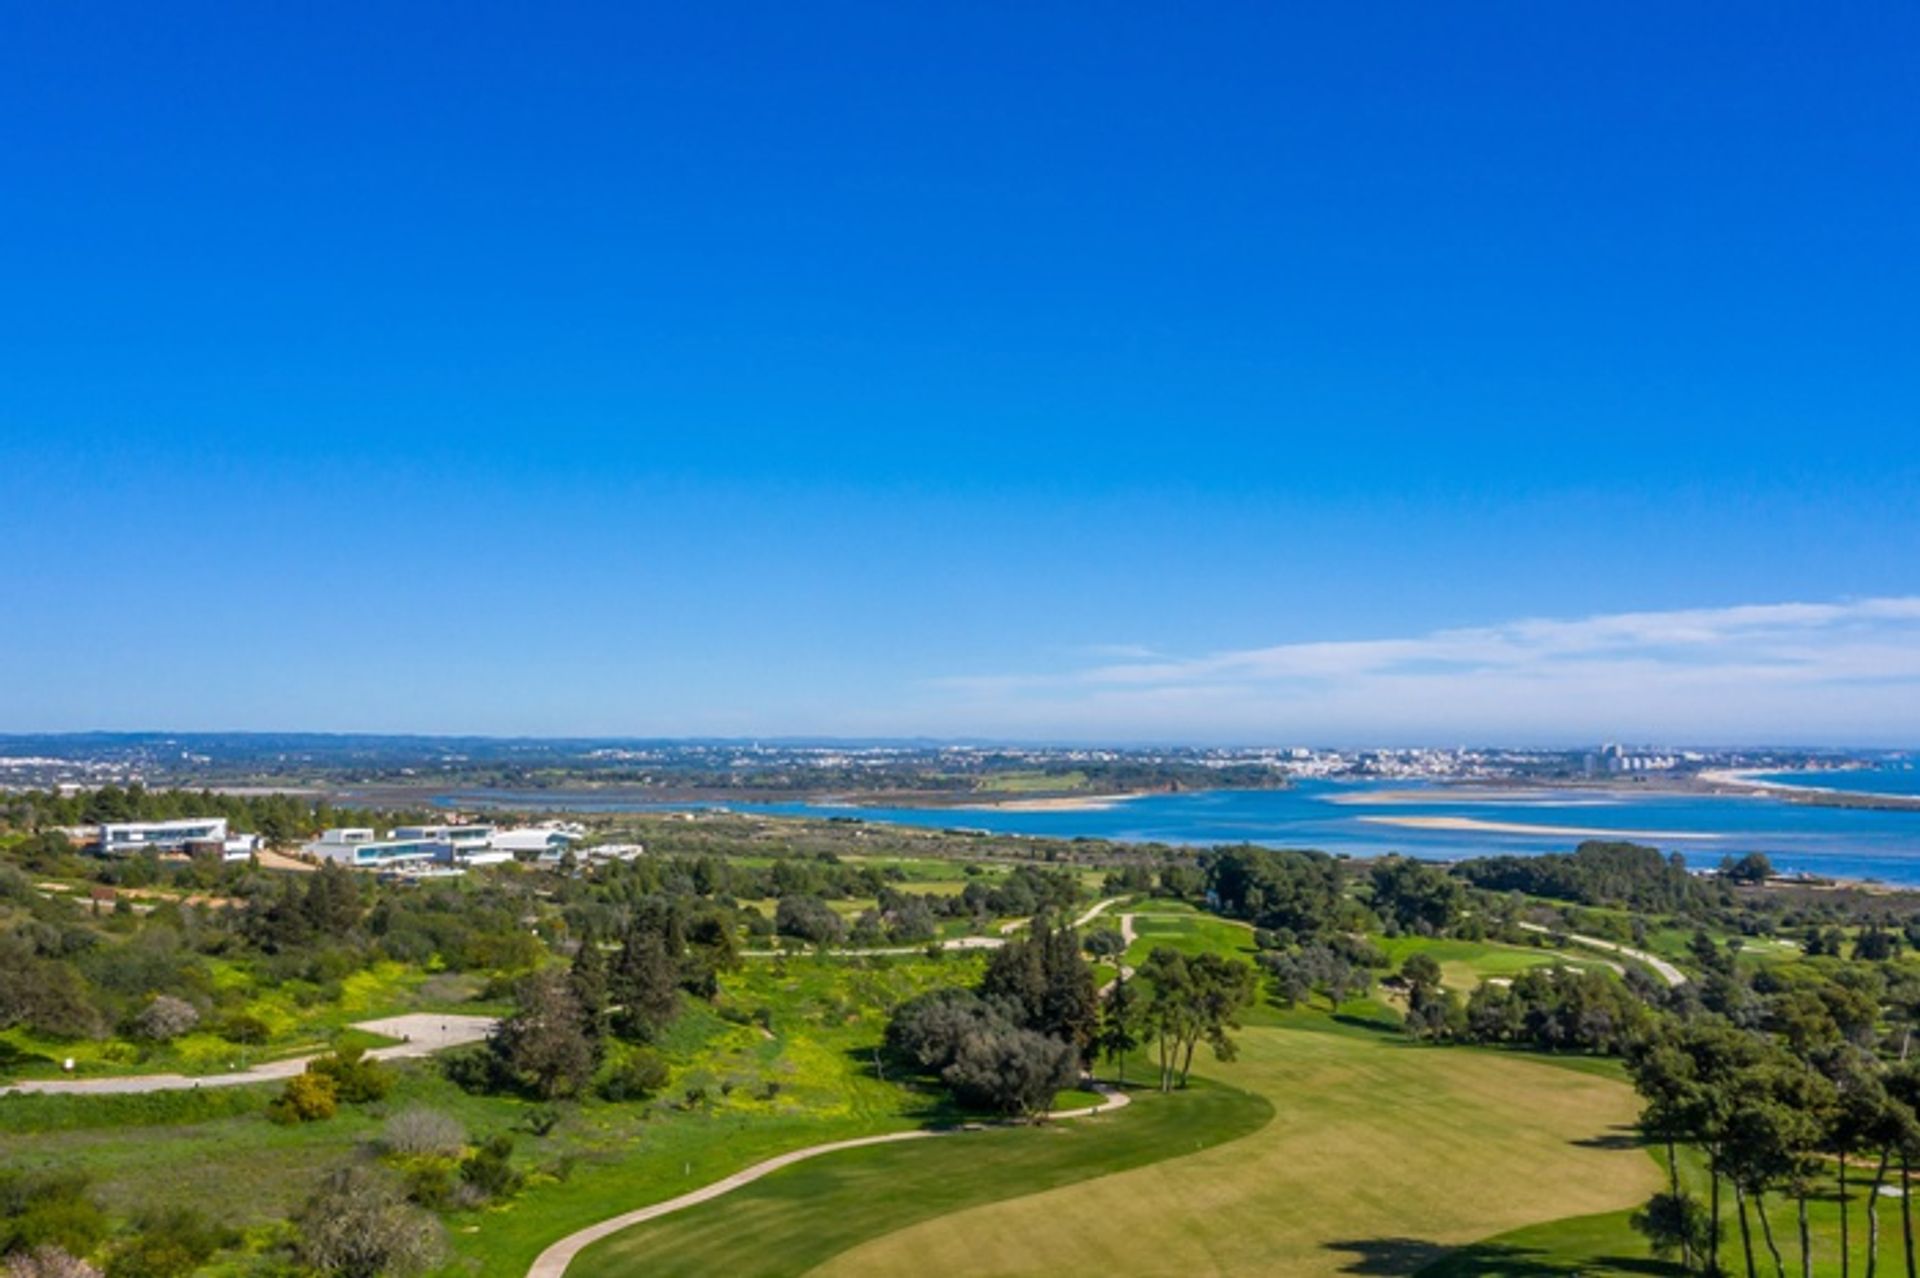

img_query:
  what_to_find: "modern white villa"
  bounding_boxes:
[97,818,262,861]
[301,821,584,870]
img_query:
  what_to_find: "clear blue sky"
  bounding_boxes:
[2,4,1916,744]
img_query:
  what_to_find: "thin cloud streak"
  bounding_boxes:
[923,597,1920,744]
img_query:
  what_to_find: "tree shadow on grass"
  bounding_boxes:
[1329,1238,1682,1277]
[1570,1124,1645,1151]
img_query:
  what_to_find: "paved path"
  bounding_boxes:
[1518,922,1687,988]
[3,1013,497,1096]
[524,1085,1132,1278]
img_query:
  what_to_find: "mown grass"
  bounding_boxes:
[1375,935,1614,993]
[807,1021,1661,1278]
[570,1079,1273,1278]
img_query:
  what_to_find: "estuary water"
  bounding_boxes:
[442,775,1920,886]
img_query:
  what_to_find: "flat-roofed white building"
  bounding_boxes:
[490,826,582,857]
[303,828,451,871]
[99,818,230,856]
[391,824,509,866]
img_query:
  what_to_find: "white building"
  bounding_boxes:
[490,826,583,857]
[97,818,262,862]
[100,817,226,855]
[303,828,451,871]
[391,824,510,866]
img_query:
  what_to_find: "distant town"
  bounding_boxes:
[0,731,1899,802]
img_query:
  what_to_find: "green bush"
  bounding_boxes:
[307,1044,392,1104]
[267,1072,337,1124]
[459,1135,523,1201]
[598,1049,671,1102]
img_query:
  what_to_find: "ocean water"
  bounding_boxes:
[440,778,1920,886]
[1755,761,1920,798]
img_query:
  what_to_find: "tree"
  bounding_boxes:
[567,941,611,1048]
[1098,969,1142,1087]
[1369,858,1466,935]
[1631,1192,1716,1270]
[610,928,680,1041]
[491,969,595,1099]
[292,1166,444,1278]
[941,1025,1077,1120]
[774,895,845,946]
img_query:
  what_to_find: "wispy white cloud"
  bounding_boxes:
[922,597,1920,743]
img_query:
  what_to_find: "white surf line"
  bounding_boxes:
[523,1085,1133,1278]
[1517,921,1686,988]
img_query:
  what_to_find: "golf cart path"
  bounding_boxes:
[524,1084,1132,1278]
[2,1013,497,1096]
[1517,922,1686,987]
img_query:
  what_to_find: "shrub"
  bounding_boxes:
[128,997,199,1044]
[597,1050,670,1102]
[267,1072,337,1125]
[103,1207,234,1278]
[458,1135,522,1201]
[0,1172,107,1260]
[293,1166,444,1278]
[215,1014,270,1045]
[439,1043,502,1095]
[307,1045,393,1104]
[5,1247,101,1278]
[380,1107,465,1159]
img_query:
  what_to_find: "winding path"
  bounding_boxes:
[523,1085,1132,1278]
[1517,922,1686,988]
[2,1013,497,1096]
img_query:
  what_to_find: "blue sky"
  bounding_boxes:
[2,4,1916,744]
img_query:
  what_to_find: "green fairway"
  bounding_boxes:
[1121,908,1258,966]
[569,1017,1659,1278]
[569,1080,1272,1278]
[1375,935,1615,992]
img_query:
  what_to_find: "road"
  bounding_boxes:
[1517,922,1687,988]
[523,1085,1131,1278]
[3,1013,497,1096]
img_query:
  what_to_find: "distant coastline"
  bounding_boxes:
[1699,767,1920,812]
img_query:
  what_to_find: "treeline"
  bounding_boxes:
[1,785,433,846]
[0,861,549,1045]
[1454,840,1704,911]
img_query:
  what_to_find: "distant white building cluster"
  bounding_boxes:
[1588,743,1681,774]
[301,820,597,874]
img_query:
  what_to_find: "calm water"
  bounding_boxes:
[441,777,1920,885]
[1755,761,1920,798]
